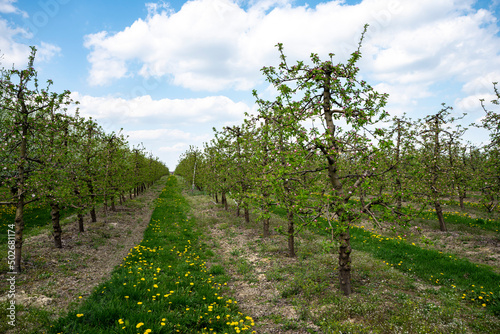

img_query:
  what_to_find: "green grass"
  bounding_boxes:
[0,203,76,244]
[45,176,255,334]
[345,226,500,314]
[206,198,499,332]
[418,209,500,232]
[271,206,500,316]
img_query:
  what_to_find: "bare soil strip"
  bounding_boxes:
[0,180,165,331]
[187,194,322,333]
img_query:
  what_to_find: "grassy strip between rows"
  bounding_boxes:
[46,176,255,334]
[272,207,500,316]
[417,209,500,232]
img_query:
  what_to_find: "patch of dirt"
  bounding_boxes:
[189,199,321,334]
[0,181,165,327]
[416,228,500,273]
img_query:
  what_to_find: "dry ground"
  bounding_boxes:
[0,180,165,331]
[187,194,322,333]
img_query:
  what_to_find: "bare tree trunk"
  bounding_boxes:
[215,193,219,204]
[111,196,116,212]
[338,228,352,295]
[222,192,228,211]
[90,207,97,222]
[244,206,250,223]
[87,180,97,222]
[78,213,84,233]
[322,71,353,296]
[103,197,108,223]
[14,193,25,273]
[263,217,270,237]
[434,201,447,232]
[287,210,295,257]
[458,185,466,211]
[395,118,403,211]
[14,100,29,273]
[51,203,62,248]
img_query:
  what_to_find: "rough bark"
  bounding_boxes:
[322,70,353,296]
[263,216,270,238]
[287,210,295,258]
[14,192,25,273]
[78,213,84,233]
[434,201,447,232]
[87,180,97,222]
[395,118,403,210]
[222,192,228,211]
[90,207,97,223]
[51,203,62,248]
[338,228,352,296]
[244,206,250,224]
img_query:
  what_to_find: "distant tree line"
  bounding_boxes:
[0,47,170,273]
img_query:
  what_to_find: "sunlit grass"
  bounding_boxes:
[271,206,500,316]
[46,176,255,334]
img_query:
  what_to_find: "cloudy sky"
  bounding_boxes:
[1,0,499,169]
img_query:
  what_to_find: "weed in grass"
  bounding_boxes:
[230,248,243,257]
[236,259,252,275]
[208,264,225,276]
[266,269,285,282]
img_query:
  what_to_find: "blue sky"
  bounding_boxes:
[1,0,499,169]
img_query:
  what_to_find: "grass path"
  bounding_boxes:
[46,176,255,334]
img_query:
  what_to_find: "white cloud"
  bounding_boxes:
[83,0,500,124]
[69,92,250,168]
[159,143,189,153]
[35,41,61,62]
[368,7,498,82]
[124,128,209,142]
[71,93,250,124]
[455,93,495,113]
[0,0,28,17]
[0,18,61,68]
[0,19,31,67]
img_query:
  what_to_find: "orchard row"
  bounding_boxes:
[0,48,170,273]
[176,28,499,296]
